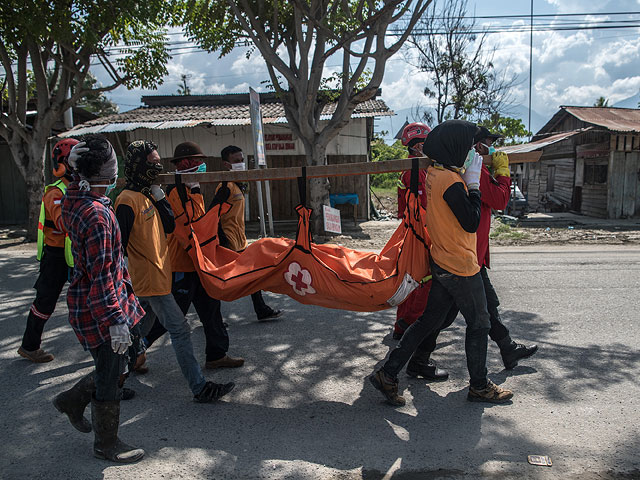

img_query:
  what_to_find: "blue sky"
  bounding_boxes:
[96,1,640,136]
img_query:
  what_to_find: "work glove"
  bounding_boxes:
[461,152,482,191]
[150,184,165,201]
[67,141,89,168]
[492,151,510,177]
[109,324,132,355]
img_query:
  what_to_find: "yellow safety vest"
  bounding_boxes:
[37,179,74,267]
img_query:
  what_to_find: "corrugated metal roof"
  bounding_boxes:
[562,106,640,133]
[499,128,590,154]
[58,98,394,137]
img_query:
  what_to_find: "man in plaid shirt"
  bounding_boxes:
[53,135,144,463]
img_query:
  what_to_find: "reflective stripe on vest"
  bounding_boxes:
[36,179,74,268]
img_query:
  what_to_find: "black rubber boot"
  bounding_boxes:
[501,341,539,370]
[406,351,449,381]
[91,396,144,463]
[52,373,94,433]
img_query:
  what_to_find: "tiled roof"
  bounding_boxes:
[59,98,393,137]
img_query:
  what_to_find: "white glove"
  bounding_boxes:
[109,324,132,354]
[150,184,165,201]
[67,141,89,168]
[186,182,200,190]
[461,152,482,190]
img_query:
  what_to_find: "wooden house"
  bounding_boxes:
[58,93,394,223]
[501,106,640,218]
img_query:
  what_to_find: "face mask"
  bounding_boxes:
[481,143,496,155]
[92,176,117,196]
[231,162,246,171]
[462,148,475,172]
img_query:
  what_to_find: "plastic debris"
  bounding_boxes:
[528,455,552,467]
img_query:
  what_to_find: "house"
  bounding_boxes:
[501,106,640,218]
[58,92,394,222]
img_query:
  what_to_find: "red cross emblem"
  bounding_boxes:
[284,262,316,296]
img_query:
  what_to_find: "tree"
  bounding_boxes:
[184,0,431,232]
[370,134,407,189]
[0,1,171,239]
[594,96,609,107]
[478,113,531,146]
[406,0,515,124]
[76,72,119,116]
[178,73,191,95]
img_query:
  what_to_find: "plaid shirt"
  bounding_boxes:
[61,184,144,350]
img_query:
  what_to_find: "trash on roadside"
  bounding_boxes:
[528,455,552,467]
[568,226,574,230]
[545,227,551,232]
[496,214,519,226]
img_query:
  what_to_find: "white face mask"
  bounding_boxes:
[231,162,246,171]
[91,176,118,196]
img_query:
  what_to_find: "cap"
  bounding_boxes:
[171,141,206,163]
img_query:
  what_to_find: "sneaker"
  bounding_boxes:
[205,355,245,370]
[257,308,283,322]
[18,347,54,363]
[501,343,538,370]
[193,381,235,403]
[119,388,136,401]
[368,369,406,406]
[467,380,513,403]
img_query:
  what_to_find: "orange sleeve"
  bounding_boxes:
[43,188,66,232]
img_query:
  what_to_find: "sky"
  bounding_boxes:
[95,1,640,138]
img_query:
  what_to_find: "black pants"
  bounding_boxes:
[420,266,511,354]
[21,246,71,351]
[145,272,229,362]
[90,342,127,402]
[383,261,491,389]
[251,291,273,318]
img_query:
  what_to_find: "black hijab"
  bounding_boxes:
[422,120,479,168]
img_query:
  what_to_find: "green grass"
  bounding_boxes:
[490,222,529,241]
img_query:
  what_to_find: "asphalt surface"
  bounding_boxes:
[0,244,639,479]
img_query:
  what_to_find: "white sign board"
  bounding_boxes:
[323,205,342,234]
[249,87,267,166]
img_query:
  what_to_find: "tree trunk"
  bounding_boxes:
[306,143,330,235]
[9,140,46,241]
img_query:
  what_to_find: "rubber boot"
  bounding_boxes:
[91,395,144,463]
[52,373,94,433]
[406,351,449,381]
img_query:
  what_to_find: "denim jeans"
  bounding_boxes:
[90,342,126,402]
[383,261,491,389]
[419,266,511,354]
[145,272,229,362]
[138,294,206,396]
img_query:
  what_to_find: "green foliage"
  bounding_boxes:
[370,137,407,189]
[478,114,531,145]
[76,73,119,116]
[594,96,609,107]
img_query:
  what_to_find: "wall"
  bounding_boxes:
[608,151,640,218]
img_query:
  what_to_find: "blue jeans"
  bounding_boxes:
[383,261,491,389]
[139,294,206,396]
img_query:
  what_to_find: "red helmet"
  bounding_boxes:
[400,122,431,147]
[52,138,80,177]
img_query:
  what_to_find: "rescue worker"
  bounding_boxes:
[217,145,282,321]
[114,140,234,403]
[143,141,245,370]
[369,120,514,406]
[54,134,144,463]
[412,127,538,376]
[18,138,79,363]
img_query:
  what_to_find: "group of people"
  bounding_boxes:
[17,136,281,463]
[16,119,538,464]
[370,120,538,406]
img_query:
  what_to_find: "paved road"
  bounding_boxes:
[0,244,639,479]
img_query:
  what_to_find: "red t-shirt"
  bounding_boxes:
[477,165,511,268]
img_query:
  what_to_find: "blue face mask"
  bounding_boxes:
[105,179,117,196]
[196,162,207,173]
[488,146,496,155]
[463,149,475,171]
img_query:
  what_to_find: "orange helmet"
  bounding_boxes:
[52,138,80,178]
[400,122,431,147]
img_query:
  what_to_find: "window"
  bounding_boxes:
[584,161,608,185]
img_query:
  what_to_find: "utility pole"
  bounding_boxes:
[528,0,534,139]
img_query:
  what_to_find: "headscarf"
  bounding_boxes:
[124,140,162,190]
[422,120,480,169]
[77,142,118,186]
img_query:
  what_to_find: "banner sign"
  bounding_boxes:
[249,88,267,166]
[323,205,342,234]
